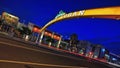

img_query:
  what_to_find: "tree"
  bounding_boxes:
[15,26,32,38]
[70,33,78,46]
[45,36,54,43]
[22,26,32,35]
[69,33,78,52]
[45,36,55,46]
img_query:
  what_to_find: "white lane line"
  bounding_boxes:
[0,41,86,61]
[0,59,88,68]
[108,62,120,67]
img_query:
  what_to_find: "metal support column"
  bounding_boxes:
[48,32,54,47]
[39,30,45,45]
[57,36,62,48]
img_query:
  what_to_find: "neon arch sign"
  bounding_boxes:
[40,6,120,32]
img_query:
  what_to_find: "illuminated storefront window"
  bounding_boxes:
[41,31,53,45]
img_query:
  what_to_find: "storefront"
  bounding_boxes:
[30,25,41,42]
[51,34,61,48]
[0,12,19,33]
[40,30,61,48]
[41,30,53,45]
[29,23,62,48]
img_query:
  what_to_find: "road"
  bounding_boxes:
[0,33,118,68]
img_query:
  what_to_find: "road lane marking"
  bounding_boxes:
[0,41,87,62]
[0,59,88,68]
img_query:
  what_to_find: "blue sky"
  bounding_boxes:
[0,0,120,54]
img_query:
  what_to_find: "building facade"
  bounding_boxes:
[0,12,19,33]
[28,22,62,48]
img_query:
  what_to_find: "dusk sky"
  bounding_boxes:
[0,0,120,55]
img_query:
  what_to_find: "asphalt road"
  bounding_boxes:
[0,33,118,68]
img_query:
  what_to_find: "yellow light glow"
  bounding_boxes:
[84,7,120,15]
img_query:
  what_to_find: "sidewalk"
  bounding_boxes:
[0,31,9,36]
[0,31,36,45]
